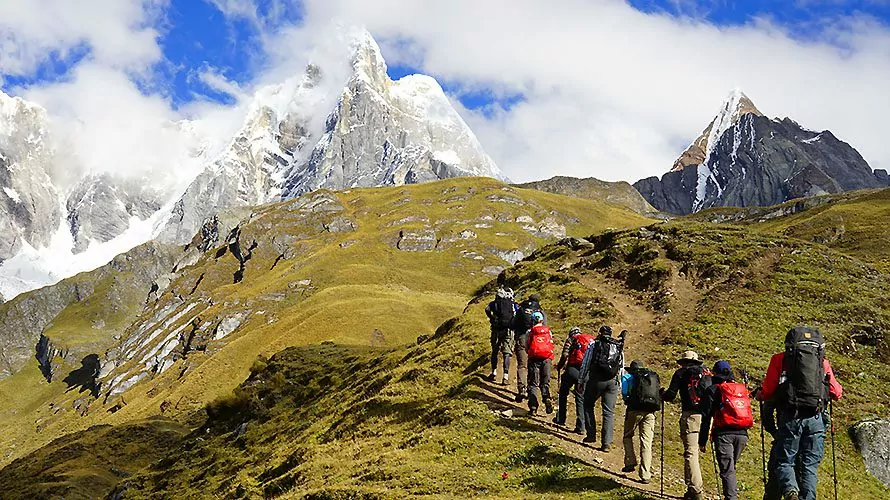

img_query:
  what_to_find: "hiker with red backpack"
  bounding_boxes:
[553,327,594,433]
[513,294,546,403]
[662,350,710,500]
[525,312,554,416]
[484,287,518,385]
[699,360,754,500]
[621,360,662,485]
[578,326,625,452]
[757,326,843,500]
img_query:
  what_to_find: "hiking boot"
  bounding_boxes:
[600,444,611,453]
[485,373,496,382]
[683,490,703,500]
[621,465,635,473]
[551,417,564,426]
[783,492,799,500]
[571,427,584,435]
[544,402,554,415]
[514,394,524,403]
[582,436,597,444]
[639,478,650,485]
[500,376,509,386]
[528,407,538,416]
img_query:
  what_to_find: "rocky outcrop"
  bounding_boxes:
[634,91,883,215]
[851,418,890,487]
[66,173,164,253]
[516,176,659,216]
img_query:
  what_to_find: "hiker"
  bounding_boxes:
[621,360,661,485]
[578,326,625,452]
[758,326,843,500]
[484,287,517,385]
[525,312,554,415]
[699,360,753,500]
[513,294,546,403]
[760,399,785,500]
[553,327,594,433]
[661,350,710,500]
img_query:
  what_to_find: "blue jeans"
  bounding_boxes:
[775,412,826,500]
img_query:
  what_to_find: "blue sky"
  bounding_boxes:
[5,0,887,114]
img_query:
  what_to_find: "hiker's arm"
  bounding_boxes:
[661,370,681,402]
[698,388,714,449]
[824,359,843,401]
[555,337,572,371]
[759,353,783,401]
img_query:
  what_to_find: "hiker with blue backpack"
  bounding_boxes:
[621,359,662,485]
[757,326,843,500]
[578,326,626,452]
[484,287,518,385]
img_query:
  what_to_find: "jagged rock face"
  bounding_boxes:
[635,92,882,215]
[0,92,62,260]
[66,174,164,253]
[160,31,504,244]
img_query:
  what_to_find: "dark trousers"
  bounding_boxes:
[715,433,748,500]
[583,377,618,445]
[514,332,528,395]
[775,413,826,500]
[527,358,552,412]
[489,327,513,377]
[556,365,584,430]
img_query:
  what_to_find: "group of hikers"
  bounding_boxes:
[485,287,843,500]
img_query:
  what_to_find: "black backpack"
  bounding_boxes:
[492,297,516,329]
[515,302,541,332]
[628,368,662,412]
[781,326,827,411]
[684,365,713,410]
[590,335,624,378]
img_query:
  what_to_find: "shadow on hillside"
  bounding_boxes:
[63,354,100,398]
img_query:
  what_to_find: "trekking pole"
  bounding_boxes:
[660,401,665,499]
[711,444,720,499]
[830,398,839,500]
[759,401,767,487]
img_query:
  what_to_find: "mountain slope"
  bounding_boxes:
[634,90,885,215]
[515,176,659,217]
[0,177,651,467]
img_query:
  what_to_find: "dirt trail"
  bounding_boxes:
[474,265,718,499]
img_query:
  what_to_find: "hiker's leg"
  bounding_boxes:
[557,368,575,425]
[601,379,618,446]
[716,434,740,500]
[541,360,552,407]
[572,370,585,431]
[515,333,528,396]
[639,411,656,482]
[489,330,499,376]
[775,414,804,496]
[583,380,598,440]
[797,415,826,500]
[500,330,514,382]
[502,353,512,381]
[681,411,704,495]
[527,360,541,412]
[623,411,639,469]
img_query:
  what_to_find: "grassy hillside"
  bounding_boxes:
[516,176,660,217]
[0,177,651,468]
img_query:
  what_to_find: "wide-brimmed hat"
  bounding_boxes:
[677,350,702,365]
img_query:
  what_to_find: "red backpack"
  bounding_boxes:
[528,325,555,361]
[568,333,595,367]
[713,382,754,430]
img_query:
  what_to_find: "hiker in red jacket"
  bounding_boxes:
[758,327,843,500]
[525,312,554,416]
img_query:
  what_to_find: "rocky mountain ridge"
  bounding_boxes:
[634,90,889,215]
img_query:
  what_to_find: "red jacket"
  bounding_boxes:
[759,352,843,402]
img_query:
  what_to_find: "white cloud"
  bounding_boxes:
[281,0,890,183]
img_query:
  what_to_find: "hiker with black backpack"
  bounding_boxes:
[661,350,710,500]
[757,326,843,500]
[699,360,754,500]
[578,326,625,452]
[621,360,662,485]
[513,294,546,403]
[525,312,555,416]
[553,327,595,433]
[484,287,518,385]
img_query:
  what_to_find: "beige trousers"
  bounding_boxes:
[680,411,704,494]
[623,410,656,481]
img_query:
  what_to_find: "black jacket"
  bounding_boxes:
[662,365,705,413]
[699,375,749,448]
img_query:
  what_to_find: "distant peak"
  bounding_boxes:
[719,88,762,121]
[347,28,387,83]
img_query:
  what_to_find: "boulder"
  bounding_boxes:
[851,418,890,487]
